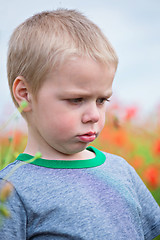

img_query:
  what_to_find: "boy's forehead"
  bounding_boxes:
[41,56,115,96]
[56,56,116,79]
[53,69,113,97]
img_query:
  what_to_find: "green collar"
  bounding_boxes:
[16,146,106,169]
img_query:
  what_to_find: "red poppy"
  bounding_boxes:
[124,107,138,121]
[153,139,160,156]
[131,156,144,170]
[143,166,159,189]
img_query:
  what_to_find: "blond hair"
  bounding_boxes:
[7,9,118,107]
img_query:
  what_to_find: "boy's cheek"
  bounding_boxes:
[99,116,106,132]
[54,116,77,133]
[100,113,106,126]
[100,121,105,131]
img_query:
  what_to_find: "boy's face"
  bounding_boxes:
[28,57,115,159]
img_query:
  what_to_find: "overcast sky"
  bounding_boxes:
[0,0,160,122]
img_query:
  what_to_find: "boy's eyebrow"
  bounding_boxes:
[59,90,113,98]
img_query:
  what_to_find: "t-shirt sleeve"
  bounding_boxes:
[128,165,160,240]
[0,179,27,240]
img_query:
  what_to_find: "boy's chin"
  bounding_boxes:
[62,144,89,156]
[55,143,90,160]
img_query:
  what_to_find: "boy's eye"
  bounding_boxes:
[66,97,110,105]
[96,98,110,105]
[67,98,83,104]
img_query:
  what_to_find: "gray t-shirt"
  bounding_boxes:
[0,147,160,239]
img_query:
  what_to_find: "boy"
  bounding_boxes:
[0,9,160,239]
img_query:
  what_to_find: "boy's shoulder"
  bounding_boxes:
[102,151,136,179]
[0,160,20,178]
[0,159,40,187]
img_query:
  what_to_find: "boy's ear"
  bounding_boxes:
[12,76,32,112]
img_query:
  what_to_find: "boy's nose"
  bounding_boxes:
[81,104,100,124]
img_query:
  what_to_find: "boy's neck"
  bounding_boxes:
[24,145,95,161]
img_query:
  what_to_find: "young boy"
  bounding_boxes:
[0,9,160,239]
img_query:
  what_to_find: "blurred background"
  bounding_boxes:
[0,0,160,208]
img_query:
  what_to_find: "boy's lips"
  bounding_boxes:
[77,132,97,143]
